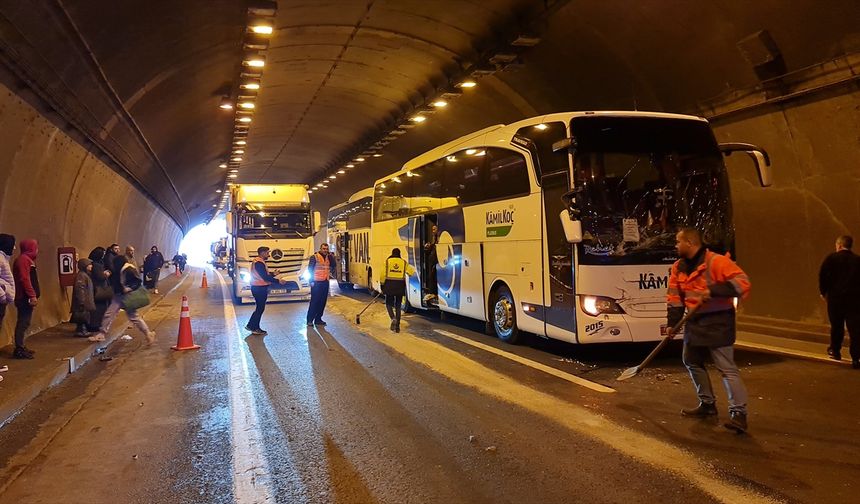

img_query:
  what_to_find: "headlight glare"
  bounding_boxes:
[580,295,623,316]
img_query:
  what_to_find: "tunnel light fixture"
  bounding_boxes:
[219,97,234,110]
[234,140,247,145]
[233,149,245,154]
[316,183,324,188]
[250,24,274,35]
[240,81,261,91]
[229,169,239,173]
[456,80,477,88]
[346,163,355,168]
[232,156,243,162]
[228,173,238,179]
[238,101,256,109]
[243,55,266,68]
[337,169,346,174]
[329,175,336,179]
[432,100,448,108]
[238,117,252,123]
[218,163,228,168]
[372,153,382,158]
[355,157,365,162]
[410,115,426,123]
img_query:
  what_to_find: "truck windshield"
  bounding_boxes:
[570,116,733,265]
[237,208,311,238]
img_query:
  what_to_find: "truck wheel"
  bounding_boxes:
[490,285,520,344]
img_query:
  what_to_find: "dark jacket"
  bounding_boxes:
[143,250,165,273]
[13,239,40,305]
[819,250,860,301]
[72,259,96,318]
[111,256,142,294]
[88,248,111,300]
[103,249,119,270]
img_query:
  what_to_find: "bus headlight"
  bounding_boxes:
[300,270,311,282]
[580,295,624,316]
[239,270,251,283]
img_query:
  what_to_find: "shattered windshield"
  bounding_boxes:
[570,116,733,265]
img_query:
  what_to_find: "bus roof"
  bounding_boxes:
[347,187,374,203]
[375,111,709,185]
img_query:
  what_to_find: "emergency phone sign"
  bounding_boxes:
[58,247,76,287]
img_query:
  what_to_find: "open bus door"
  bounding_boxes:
[406,214,437,309]
[336,232,351,288]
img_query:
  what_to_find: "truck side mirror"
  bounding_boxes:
[719,142,772,187]
[313,211,322,233]
[225,212,232,234]
[559,210,583,244]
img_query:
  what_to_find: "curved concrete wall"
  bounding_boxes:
[715,86,860,324]
[0,83,182,347]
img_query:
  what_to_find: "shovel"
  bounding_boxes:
[355,291,382,324]
[616,302,701,382]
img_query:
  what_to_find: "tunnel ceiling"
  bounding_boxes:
[1,0,857,229]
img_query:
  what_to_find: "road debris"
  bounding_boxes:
[120,334,133,341]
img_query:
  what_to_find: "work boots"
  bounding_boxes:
[390,320,396,331]
[724,411,748,433]
[827,347,842,361]
[680,402,718,418]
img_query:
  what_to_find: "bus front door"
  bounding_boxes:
[542,171,578,340]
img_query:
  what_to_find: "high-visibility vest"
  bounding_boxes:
[384,257,408,281]
[313,252,330,281]
[250,256,270,286]
[667,249,751,314]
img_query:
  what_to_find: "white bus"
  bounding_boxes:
[370,111,771,343]
[327,188,373,290]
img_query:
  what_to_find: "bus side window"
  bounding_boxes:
[411,159,445,214]
[444,150,486,205]
[515,122,567,180]
[485,148,530,200]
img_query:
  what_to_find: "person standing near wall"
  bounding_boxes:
[245,246,286,335]
[0,234,15,347]
[143,245,165,294]
[306,243,336,327]
[71,258,95,337]
[87,247,112,332]
[12,239,40,359]
[103,244,120,270]
[380,248,415,333]
[818,235,860,368]
[667,228,752,433]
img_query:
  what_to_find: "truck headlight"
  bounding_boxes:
[300,270,311,282]
[580,295,624,316]
[239,270,251,283]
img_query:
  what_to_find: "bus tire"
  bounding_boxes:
[490,284,520,344]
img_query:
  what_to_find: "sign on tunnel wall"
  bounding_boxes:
[57,247,76,288]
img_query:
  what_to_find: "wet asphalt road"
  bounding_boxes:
[0,271,858,504]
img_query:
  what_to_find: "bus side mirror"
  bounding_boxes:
[313,211,322,233]
[719,142,772,187]
[225,212,232,234]
[559,210,583,244]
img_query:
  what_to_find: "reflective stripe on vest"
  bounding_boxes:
[250,256,270,286]
[313,253,330,281]
[668,250,749,314]
[385,257,408,280]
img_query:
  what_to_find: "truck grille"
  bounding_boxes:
[249,248,305,276]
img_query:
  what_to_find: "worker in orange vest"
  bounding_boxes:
[667,227,751,433]
[246,246,286,335]
[306,243,336,326]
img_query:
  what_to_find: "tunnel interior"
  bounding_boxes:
[0,0,858,343]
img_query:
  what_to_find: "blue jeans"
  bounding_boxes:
[683,343,748,414]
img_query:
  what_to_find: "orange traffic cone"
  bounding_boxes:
[201,271,209,288]
[172,295,200,351]
[174,264,180,277]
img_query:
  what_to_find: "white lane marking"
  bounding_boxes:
[432,329,615,394]
[736,340,846,364]
[214,270,274,503]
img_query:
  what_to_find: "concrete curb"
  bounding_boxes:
[0,272,189,428]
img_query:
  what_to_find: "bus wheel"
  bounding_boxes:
[491,285,519,344]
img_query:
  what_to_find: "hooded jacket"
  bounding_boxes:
[13,239,40,305]
[72,258,96,314]
[0,233,15,304]
[143,248,165,273]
